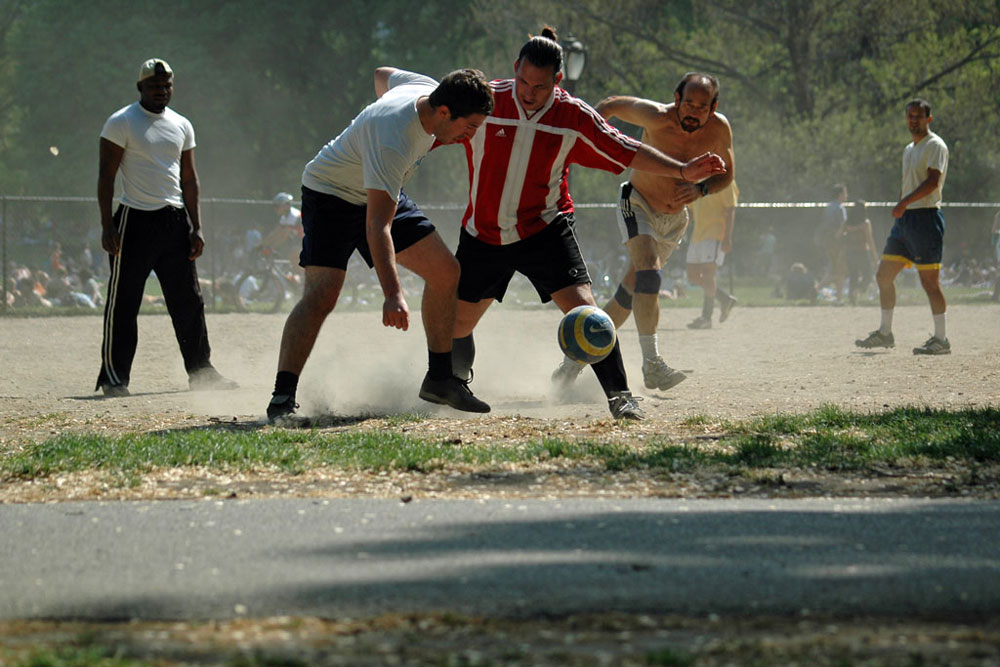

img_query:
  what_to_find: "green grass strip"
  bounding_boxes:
[2,405,997,482]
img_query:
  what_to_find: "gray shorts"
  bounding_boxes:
[615,182,689,262]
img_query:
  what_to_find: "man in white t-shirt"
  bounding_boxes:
[95,58,237,396]
[856,98,951,355]
[266,67,494,422]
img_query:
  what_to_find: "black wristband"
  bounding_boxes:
[698,181,709,197]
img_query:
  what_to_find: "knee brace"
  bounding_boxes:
[613,284,633,310]
[634,269,662,295]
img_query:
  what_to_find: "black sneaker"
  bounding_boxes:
[100,383,130,397]
[267,394,298,422]
[419,374,491,413]
[189,368,239,391]
[855,330,894,349]
[608,391,645,420]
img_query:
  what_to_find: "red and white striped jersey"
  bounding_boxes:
[461,79,641,245]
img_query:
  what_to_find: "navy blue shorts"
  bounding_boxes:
[298,186,435,270]
[882,208,945,270]
[456,216,590,303]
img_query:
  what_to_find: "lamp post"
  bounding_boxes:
[562,34,587,93]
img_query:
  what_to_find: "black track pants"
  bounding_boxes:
[95,205,212,389]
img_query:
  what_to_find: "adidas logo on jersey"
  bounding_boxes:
[495,129,507,137]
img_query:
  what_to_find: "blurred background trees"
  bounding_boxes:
[0,0,996,269]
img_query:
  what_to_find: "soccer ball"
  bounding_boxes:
[558,305,616,364]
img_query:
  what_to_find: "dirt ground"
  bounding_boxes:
[2,305,999,665]
[1,303,999,503]
[3,303,998,423]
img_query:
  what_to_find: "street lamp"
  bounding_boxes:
[562,34,587,91]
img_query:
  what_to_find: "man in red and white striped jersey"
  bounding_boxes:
[451,27,726,420]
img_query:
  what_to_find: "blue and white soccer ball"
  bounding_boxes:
[558,305,617,364]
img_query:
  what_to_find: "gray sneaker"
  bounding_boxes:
[855,330,894,349]
[551,357,585,389]
[642,356,687,391]
[719,294,738,323]
[687,316,712,329]
[608,391,645,420]
[913,335,951,355]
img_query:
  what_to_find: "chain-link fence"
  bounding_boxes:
[2,195,997,314]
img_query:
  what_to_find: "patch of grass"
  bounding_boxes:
[10,645,149,667]
[679,414,712,426]
[709,404,1000,470]
[2,406,997,483]
[644,646,696,666]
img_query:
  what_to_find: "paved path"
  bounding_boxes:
[2,498,998,620]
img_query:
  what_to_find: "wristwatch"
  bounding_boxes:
[698,181,709,197]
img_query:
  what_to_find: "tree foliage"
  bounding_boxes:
[0,0,997,208]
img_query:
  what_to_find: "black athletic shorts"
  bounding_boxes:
[456,215,591,304]
[299,185,435,270]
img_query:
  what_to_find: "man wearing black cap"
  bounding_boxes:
[95,58,237,396]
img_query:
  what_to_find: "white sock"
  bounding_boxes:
[879,309,893,335]
[638,334,659,362]
[933,313,947,340]
[563,354,585,367]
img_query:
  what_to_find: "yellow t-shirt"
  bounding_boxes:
[689,181,739,243]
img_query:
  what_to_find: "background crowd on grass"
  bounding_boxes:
[4,205,999,313]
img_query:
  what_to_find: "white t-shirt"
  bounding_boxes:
[100,102,196,210]
[301,70,436,205]
[902,130,948,209]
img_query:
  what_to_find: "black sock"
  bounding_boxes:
[591,340,628,396]
[702,296,715,320]
[451,334,475,381]
[428,350,452,380]
[273,370,298,397]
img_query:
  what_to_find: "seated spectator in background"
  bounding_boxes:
[43,269,71,306]
[15,276,51,307]
[78,269,103,307]
[32,270,52,305]
[782,262,819,303]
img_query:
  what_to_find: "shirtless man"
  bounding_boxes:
[553,72,735,391]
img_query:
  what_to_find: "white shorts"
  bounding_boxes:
[615,182,689,261]
[686,239,726,267]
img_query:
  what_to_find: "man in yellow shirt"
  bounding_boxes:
[686,180,738,328]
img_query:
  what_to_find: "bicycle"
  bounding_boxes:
[233,249,297,313]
